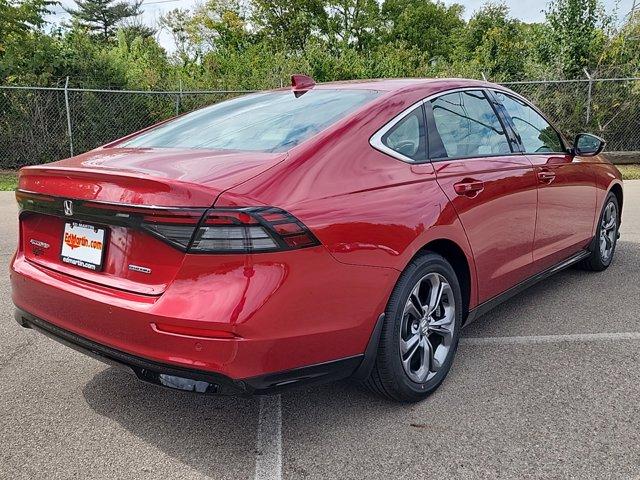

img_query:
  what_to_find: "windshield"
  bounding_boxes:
[122,89,380,152]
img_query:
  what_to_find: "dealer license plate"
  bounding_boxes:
[60,222,107,271]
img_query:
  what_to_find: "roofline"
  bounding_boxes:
[271,77,503,94]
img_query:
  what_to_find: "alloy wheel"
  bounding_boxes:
[399,272,455,383]
[600,201,618,262]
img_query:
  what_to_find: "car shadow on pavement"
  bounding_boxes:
[80,240,638,478]
[462,240,639,338]
[82,367,260,479]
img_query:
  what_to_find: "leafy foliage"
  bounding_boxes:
[65,0,143,40]
[1,0,640,171]
[1,0,639,90]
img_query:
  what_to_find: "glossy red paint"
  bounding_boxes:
[19,148,287,207]
[527,153,597,271]
[11,78,623,388]
[432,156,538,302]
[291,74,316,91]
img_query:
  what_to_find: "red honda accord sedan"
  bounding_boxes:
[11,76,623,402]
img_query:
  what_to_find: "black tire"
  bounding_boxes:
[579,192,619,272]
[363,252,463,402]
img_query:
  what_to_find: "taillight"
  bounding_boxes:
[190,207,319,253]
[15,190,319,254]
[142,207,319,253]
[140,210,205,250]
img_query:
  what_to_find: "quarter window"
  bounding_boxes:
[493,91,564,154]
[380,106,427,161]
[429,90,511,159]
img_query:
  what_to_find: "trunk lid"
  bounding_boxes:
[19,147,285,206]
[18,147,284,295]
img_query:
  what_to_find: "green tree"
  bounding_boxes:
[186,0,252,53]
[381,0,464,62]
[65,0,143,41]
[326,0,382,51]
[159,9,198,66]
[458,3,531,81]
[0,0,51,54]
[0,0,56,83]
[545,0,611,78]
[253,0,327,51]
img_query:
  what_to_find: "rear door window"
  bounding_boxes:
[429,90,511,159]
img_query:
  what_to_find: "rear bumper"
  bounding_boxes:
[11,244,395,389]
[15,308,363,395]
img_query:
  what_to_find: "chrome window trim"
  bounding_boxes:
[369,99,426,163]
[369,87,501,164]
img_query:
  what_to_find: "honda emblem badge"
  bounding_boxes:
[63,200,74,216]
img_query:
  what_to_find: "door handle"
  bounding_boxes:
[453,179,484,197]
[537,170,556,184]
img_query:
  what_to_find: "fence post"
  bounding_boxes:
[175,79,182,116]
[64,76,74,157]
[584,68,593,124]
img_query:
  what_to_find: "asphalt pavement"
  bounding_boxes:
[2,181,640,480]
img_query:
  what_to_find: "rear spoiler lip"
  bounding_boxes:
[16,188,208,211]
[17,166,220,209]
[16,189,207,253]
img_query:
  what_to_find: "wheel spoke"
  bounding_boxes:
[428,325,450,336]
[429,304,454,339]
[421,337,433,374]
[402,336,421,370]
[432,343,447,370]
[401,332,420,356]
[426,275,443,315]
[404,299,422,320]
[603,216,616,231]
[410,282,424,309]
[430,312,453,327]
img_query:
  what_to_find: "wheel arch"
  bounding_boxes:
[412,239,473,320]
[610,182,623,222]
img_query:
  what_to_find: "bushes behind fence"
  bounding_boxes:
[1,79,640,170]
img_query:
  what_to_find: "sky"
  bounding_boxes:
[46,0,637,52]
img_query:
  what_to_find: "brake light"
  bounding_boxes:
[140,210,206,250]
[190,207,319,253]
[142,207,319,253]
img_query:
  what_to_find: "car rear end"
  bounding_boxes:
[11,85,391,394]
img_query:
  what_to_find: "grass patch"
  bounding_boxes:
[0,171,17,191]
[618,164,640,180]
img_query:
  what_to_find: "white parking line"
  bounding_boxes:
[462,331,640,346]
[254,394,282,480]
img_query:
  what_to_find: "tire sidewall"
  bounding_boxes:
[381,253,463,400]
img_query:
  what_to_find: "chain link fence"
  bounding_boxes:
[502,77,640,153]
[1,77,640,170]
[0,85,248,169]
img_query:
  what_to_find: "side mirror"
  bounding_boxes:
[573,133,605,157]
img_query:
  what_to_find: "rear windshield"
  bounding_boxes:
[121,89,380,152]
